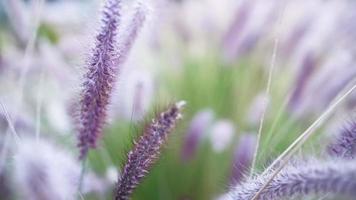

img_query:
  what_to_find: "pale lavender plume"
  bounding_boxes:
[222,0,254,61]
[288,52,317,113]
[223,0,278,62]
[181,109,214,162]
[229,134,256,185]
[112,69,154,122]
[291,50,356,117]
[317,56,356,109]
[13,138,105,200]
[328,116,356,159]
[281,18,313,58]
[209,120,235,153]
[234,32,260,59]
[129,71,154,121]
[115,101,185,200]
[78,0,147,159]
[116,3,148,66]
[228,159,356,200]
[332,2,356,46]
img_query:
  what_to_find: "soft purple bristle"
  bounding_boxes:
[228,159,356,200]
[78,0,147,159]
[328,117,356,159]
[115,101,185,200]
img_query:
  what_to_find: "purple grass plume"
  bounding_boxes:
[116,3,147,65]
[228,159,356,200]
[222,0,254,62]
[328,116,356,159]
[115,101,186,200]
[230,134,256,185]
[288,52,317,114]
[13,138,105,200]
[181,109,214,161]
[77,0,147,159]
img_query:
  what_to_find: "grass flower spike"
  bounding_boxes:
[228,159,356,200]
[78,0,147,159]
[115,101,185,200]
[78,0,121,159]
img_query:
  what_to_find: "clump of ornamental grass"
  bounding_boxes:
[115,101,185,200]
[2,0,356,199]
[77,0,147,159]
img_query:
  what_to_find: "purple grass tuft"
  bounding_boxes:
[78,0,147,159]
[115,101,185,200]
[228,159,356,200]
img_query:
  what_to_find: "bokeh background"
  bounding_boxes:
[0,0,356,199]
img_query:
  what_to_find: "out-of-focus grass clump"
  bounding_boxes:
[0,0,356,200]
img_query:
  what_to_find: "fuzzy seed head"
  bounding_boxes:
[77,0,122,159]
[115,101,185,200]
[229,159,356,200]
[78,0,147,159]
